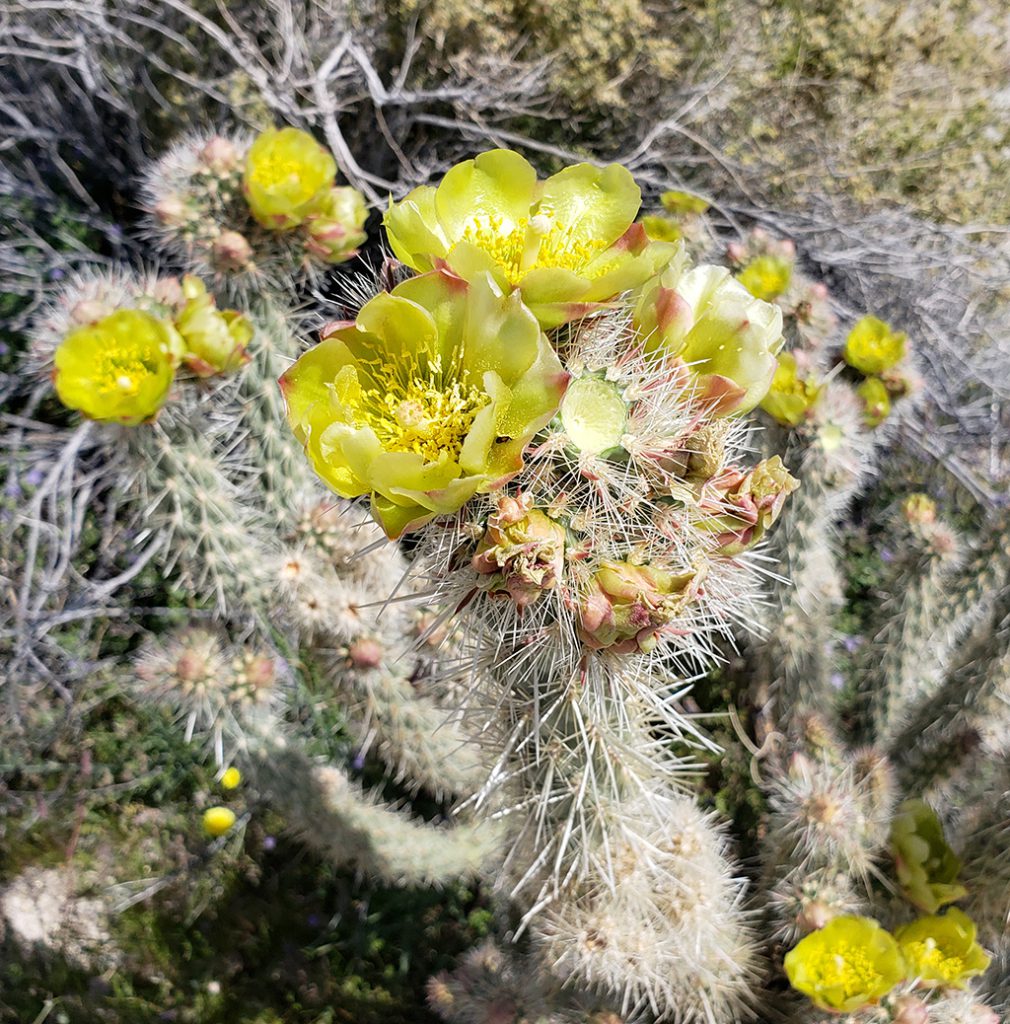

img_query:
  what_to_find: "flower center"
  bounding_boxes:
[459,212,605,284]
[808,942,881,998]
[905,939,964,982]
[248,151,304,192]
[95,348,158,397]
[348,354,489,463]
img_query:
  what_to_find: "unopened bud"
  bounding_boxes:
[70,299,113,325]
[796,899,833,932]
[901,493,936,526]
[348,638,383,669]
[212,231,253,272]
[199,135,239,174]
[891,996,929,1024]
[151,276,184,307]
[154,196,189,226]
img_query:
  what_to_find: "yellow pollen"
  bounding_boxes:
[345,353,488,463]
[458,212,605,285]
[808,942,881,997]
[905,939,964,982]
[95,346,156,397]
[249,152,303,190]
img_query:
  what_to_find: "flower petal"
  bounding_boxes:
[434,149,538,237]
[537,161,641,249]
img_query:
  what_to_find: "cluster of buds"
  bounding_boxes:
[577,559,703,654]
[695,456,800,556]
[40,270,251,424]
[144,128,368,279]
[471,495,566,609]
[135,628,284,760]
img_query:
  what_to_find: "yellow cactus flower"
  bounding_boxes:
[243,127,336,229]
[844,315,907,375]
[759,352,822,427]
[639,215,683,243]
[175,276,253,377]
[737,254,793,301]
[53,309,182,425]
[203,806,236,837]
[659,190,710,215]
[304,186,369,264]
[857,376,891,427]
[896,909,990,989]
[281,269,569,539]
[220,767,242,790]
[634,262,785,415]
[890,799,967,913]
[784,915,907,1012]
[383,149,677,327]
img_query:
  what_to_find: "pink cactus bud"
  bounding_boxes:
[348,638,383,669]
[151,276,184,307]
[212,230,253,271]
[243,653,276,690]
[70,299,113,324]
[199,135,239,174]
[153,196,189,226]
[726,242,746,264]
[892,997,929,1024]
[796,899,833,932]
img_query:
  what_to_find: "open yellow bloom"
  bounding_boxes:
[384,149,677,327]
[634,262,785,415]
[760,352,822,426]
[243,127,336,229]
[844,315,907,375]
[281,269,569,538]
[896,909,990,989]
[53,309,182,425]
[737,254,793,301]
[784,915,906,1012]
[175,276,253,377]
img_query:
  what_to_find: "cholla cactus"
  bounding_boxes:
[142,127,368,287]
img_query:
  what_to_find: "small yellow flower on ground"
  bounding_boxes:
[220,767,242,790]
[53,309,183,425]
[203,806,237,837]
[784,915,906,1012]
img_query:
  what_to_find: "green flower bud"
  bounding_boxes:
[890,799,966,913]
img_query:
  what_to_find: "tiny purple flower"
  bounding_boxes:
[262,835,276,851]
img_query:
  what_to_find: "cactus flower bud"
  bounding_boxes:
[199,135,239,174]
[796,899,833,932]
[696,456,799,555]
[203,806,236,837]
[348,638,383,668]
[472,498,566,609]
[578,559,702,654]
[304,186,368,264]
[892,997,930,1024]
[154,195,190,226]
[890,799,966,912]
[70,299,113,325]
[212,230,254,272]
[857,376,891,427]
[174,275,252,377]
[901,493,936,526]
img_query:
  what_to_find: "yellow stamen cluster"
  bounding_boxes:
[806,942,881,998]
[246,151,302,191]
[347,353,488,463]
[94,349,159,397]
[460,212,603,284]
[902,939,964,984]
